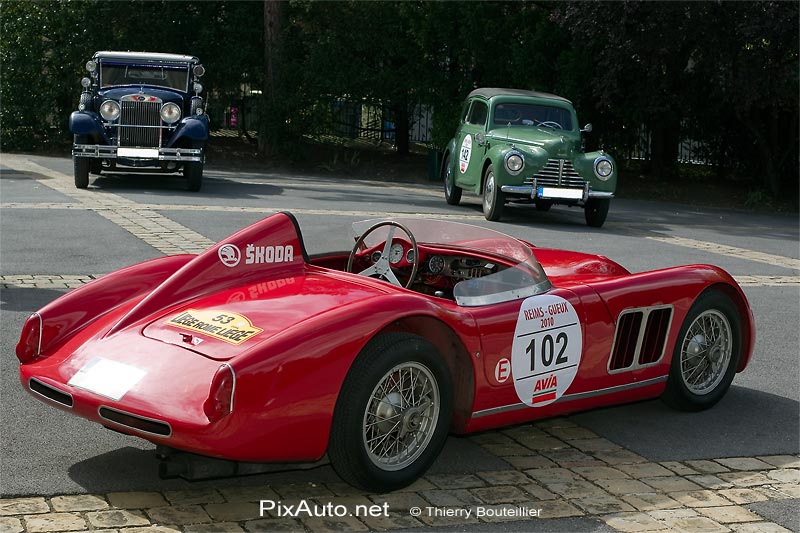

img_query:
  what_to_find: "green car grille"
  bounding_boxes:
[524,159,585,189]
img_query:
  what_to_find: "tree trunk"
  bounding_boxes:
[647,119,680,179]
[259,0,282,157]
[394,103,410,155]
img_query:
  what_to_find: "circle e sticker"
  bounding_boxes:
[511,295,582,407]
[494,358,511,383]
[459,134,472,174]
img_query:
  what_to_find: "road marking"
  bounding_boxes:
[733,275,800,286]
[4,274,798,290]
[1,201,485,220]
[1,157,212,254]
[647,236,800,271]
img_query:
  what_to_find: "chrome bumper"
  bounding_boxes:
[500,183,614,201]
[73,144,203,162]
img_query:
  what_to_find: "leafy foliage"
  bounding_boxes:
[1,0,796,196]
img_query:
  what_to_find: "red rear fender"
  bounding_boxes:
[22,255,194,361]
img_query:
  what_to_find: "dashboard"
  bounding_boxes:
[365,240,502,281]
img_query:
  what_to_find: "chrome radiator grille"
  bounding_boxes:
[524,159,586,188]
[119,98,162,147]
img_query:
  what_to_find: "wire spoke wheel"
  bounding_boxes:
[680,309,732,395]
[363,362,440,471]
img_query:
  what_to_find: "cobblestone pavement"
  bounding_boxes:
[0,419,798,533]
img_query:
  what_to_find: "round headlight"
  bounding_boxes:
[193,64,205,77]
[85,60,97,73]
[594,157,613,180]
[193,82,203,94]
[81,77,91,88]
[99,100,120,121]
[504,151,525,175]
[160,102,181,124]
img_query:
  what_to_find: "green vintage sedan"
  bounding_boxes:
[441,88,616,227]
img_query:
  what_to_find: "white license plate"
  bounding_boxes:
[68,357,146,400]
[537,186,583,200]
[118,147,159,158]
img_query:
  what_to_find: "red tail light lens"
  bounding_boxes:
[16,314,42,364]
[203,364,235,422]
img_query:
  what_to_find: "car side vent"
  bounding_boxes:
[608,305,674,373]
[29,378,74,407]
[609,311,643,370]
[639,307,673,365]
[99,406,171,437]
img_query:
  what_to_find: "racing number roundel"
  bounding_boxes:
[459,134,472,174]
[511,295,582,408]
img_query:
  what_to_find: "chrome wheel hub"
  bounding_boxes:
[680,310,732,395]
[363,362,439,471]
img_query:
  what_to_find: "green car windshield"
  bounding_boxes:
[100,62,190,91]
[493,103,573,131]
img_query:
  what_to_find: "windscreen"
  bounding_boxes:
[353,218,551,306]
[101,62,190,91]
[492,103,574,130]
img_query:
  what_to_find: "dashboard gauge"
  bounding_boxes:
[406,249,415,264]
[371,250,382,263]
[389,243,404,264]
[428,255,445,274]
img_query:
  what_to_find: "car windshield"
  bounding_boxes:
[100,61,190,91]
[492,103,573,131]
[352,219,551,306]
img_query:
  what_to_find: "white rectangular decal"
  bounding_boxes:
[68,357,145,401]
[539,187,584,200]
[118,147,159,159]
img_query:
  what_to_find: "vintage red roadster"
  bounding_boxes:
[17,212,754,491]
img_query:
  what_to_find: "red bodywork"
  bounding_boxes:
[18,212,755,463]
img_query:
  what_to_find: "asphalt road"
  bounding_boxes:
[1,153,798,503]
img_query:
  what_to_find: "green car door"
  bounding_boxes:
[454,99,489,190]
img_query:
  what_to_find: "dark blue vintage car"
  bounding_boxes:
[70,51,209,191]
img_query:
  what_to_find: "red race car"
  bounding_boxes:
[17,212,755,491]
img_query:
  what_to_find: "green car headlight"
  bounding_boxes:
[504,151,524,175]
[594,156,613,180]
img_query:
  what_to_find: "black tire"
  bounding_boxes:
[482,165,504,221]
[328,333,453,492]
[443,152,462,206]
[584,198,610,227]
[184,161,203,192]
[662,290,742,412]
[535,200,553,212]
[73,135,90,189]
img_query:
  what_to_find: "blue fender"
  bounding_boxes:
[69,111,111,143]
[167,115,209,147]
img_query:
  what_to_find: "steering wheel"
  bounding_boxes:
[538,120,563,130]
[346,221,419,288]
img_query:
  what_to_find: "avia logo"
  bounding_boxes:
[531,374,558,405]
[218,244,241,267]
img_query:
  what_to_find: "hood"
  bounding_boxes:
[99,87,186,105]
[488,126,580,158]
[142,271,386,360]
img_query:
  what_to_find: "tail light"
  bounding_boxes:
[203,364,235,422]
[16,313,42,363]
